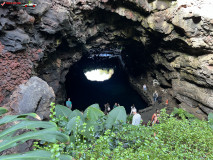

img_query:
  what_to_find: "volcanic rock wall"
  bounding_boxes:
[0,0,213,118]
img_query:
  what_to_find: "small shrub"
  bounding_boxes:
[171,107,195,119]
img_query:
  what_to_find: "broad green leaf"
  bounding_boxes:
[0,121,57,139]
[68,109,83,120]
[55,105,72,118]
[105,106,127,129]
[0,128,69,152]
[89,103,100,110]
[84,105,103,121]
[0,150,72,160]
[66,116,83,134]
[0,113,37,125]
[0,107,8,116]
[83,107,105,138]
[86,107,104,122]
[83,104,100,118]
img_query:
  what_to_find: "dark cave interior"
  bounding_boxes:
[37,29,159,113]
[65,55,148,113]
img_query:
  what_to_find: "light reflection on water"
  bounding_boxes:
[84,69,114,81]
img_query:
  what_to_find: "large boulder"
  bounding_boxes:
[6,76,55,120]
[0,76,55,155]
[172,79,213,115]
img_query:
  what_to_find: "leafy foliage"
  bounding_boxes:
[1,105,213,159]
[171,107,195,119]
[34,104,213,159]
[84,105,104,122]
[0,113,37,125]
[0,150,71,160]
[0,121,57,140]
[208,112,213,130]
[0,106,71,160]
[126,114,133,124]
[68,110,83,121]
[66,116,83,134]
[0,107,8,116]
[105,106,127,129]
[34,103,128,158]
[55,104,72,118]
[0,128,69,152]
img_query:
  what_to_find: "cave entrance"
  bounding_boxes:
[65,55,147,113]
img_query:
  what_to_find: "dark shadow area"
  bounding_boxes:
[65,56,147,113]
[192,16,201,24]
[121,40,155,77]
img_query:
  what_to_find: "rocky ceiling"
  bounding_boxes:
[0,0,213,119]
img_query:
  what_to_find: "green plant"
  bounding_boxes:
[127,115,133,124]
[82,108,213,159]
[105,106,127,129]
[35,104,128,159]
[208,112,213,130]
[0,107,7,115]
[0,107,72,160]
[55,104,72,119]
[5,103,212,160]
[171,107,195,119]
[0,150,72,160]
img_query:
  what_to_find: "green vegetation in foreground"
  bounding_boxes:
[0,107,71,160]
[38,104,213,160]
[0,104,212,160]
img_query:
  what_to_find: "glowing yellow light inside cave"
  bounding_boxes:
[84,69,114,81]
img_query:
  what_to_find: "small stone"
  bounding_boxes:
[210,19,213,24]
[203,25,210,30]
